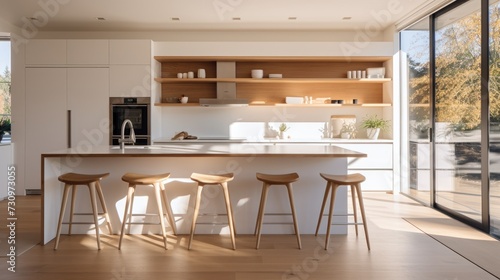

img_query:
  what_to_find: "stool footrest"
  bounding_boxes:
[62,222,104,225]
[198,213,228,217]
[330,222,365,226]
[320,213,354,216]
[127,222,164,225]
[263,222,294,225]
[263,213,293,216]
[73,212,107,216]
[196,222,230,225]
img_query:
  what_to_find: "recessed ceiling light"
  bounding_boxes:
[171,17,180,21]
[96,17,106,21]
[288,17,298,20]
[342,17,352,20]
[232,17,241,21]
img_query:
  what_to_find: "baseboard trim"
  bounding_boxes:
[25,189,42,195]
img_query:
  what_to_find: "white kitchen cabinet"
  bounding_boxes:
[67,40,109,65]
[334,143,393,191]
[67,68,110,147]
[109,40,151,65]
[109,65,151,97]
[25,67,110,190]
[25,40,66,65]
[25,68,67,190]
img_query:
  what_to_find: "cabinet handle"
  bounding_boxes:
[67,110,71,148]
[429,127,432,143]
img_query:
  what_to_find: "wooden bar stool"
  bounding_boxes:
[189,173,236,250]
[119,172,177,250]
[254,172,302,249]
[54,172,113,250]
[315,173,370,250]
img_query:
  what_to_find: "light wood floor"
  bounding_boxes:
[1,193,500,280]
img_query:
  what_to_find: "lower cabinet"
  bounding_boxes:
[25,68,109,190]
[333,143,394,191]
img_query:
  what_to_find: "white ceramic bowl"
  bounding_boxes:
[251,69,264,78]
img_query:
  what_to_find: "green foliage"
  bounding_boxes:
[0,117,11,135]
[279,123,289,132]
[361,115,390,130]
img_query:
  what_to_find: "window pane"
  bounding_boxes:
[401,18,431,205]
[434,0,482,222]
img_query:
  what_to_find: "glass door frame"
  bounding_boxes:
[428,0,490,232]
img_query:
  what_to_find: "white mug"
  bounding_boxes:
[251,69,264,78]
[187,71,194,79]
[180,96,188,104]
[197,69,206,78]
[177,73,183,78]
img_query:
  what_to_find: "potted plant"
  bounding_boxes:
[361,115,390,140]
[279,123,290,139]
[340,122,357,139]
[0,117,11,142]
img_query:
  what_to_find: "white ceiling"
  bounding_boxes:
[0,0,432,32]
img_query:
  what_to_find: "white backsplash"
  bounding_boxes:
[158,106,389,141]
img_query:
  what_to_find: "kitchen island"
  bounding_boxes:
[41,143,366,245]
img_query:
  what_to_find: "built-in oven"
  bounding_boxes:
[110,97,150,145]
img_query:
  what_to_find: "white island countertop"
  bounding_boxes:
[42,143,367,158]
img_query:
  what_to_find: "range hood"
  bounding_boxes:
[199,62,248,107]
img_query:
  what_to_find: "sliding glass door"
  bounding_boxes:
[434,0,483,223]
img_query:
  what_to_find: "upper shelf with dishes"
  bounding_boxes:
[153,56,393,107]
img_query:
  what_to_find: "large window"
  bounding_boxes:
[0,38,11,143]
[401,18,431,205]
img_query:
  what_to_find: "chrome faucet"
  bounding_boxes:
[119,119,136,150]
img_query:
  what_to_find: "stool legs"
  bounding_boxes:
[221,182,237,250]
[255,183,269,249]
[315,181,332,236]
[255,182,301,249]
[119,185,135,250]
[88,182,102,250]
[119,182,175,250]
[315,182,371,250]
[354,183,371,250]
[54,184,71,250]
[189,182,236,250]
[160,183,177,235]
[96,181,113,235]
[286,183,302,249]
[153,182,169,250]
[68,186,77,235]
[188,184,204,250]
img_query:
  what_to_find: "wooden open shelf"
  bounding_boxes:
[154,102,392,107]
[154,56,392,106]
[154,77,391,84]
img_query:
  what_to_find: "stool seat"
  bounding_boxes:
[119,172,177,250]
[58,172,109,184]
[189,172,236,250]
[254,172,301,249]
[256,172,299,184]
[122,172,171,185]
[54,172,112,250]
[316,172,370,250]
[319,173,365,185]
[190,173,234,185]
